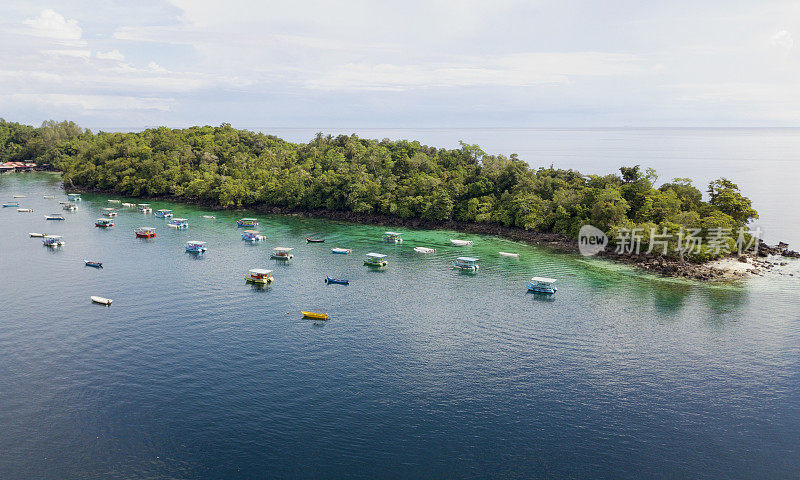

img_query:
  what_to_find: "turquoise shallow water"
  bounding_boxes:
[1,173,800,479]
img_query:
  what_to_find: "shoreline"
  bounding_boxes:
[69,185,799,282]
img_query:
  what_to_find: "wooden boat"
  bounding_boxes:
[17,208,34,213]
[3,202,20,207]
[84,260,103,268]
[330,248,352,254]
[383,231,404,243]
[499,252,520,258]
[414,247,436,254]
[108,199,121,203]
[29,232,47,237]
[137,203,152,213]
[236,218,258,227]
[527,277,557,294]
[453,256,480,271]
[102,207,118,216]
[450,239,474,246]
[42,235,65,247]
[364,252,388,266]
[154,209,173,218]
[245,268,273,284]
[241,230,266,242]
[185,241,207,253]
[134,227,156,238]
[91,296,112,305]
[45,214,65,220]
[325,276,349,285]
[168,218,189,229]
[271,247,294,260]
[306,237,325,243]
[302,311,328,320]
[95,218,114,228]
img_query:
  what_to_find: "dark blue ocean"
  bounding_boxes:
[2,128,800,479]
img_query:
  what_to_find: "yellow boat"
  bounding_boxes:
[302,311,328,320]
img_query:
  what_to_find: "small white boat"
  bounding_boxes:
[499,252,520,258]
[414,247,436,254]
[527,277,557,294]
[13,195,26,198]
[330,247,352,254]
[29,232,47,237]
[108,199,121,203]
[62,203,78,211]
[17,208,34,213]
[202,215,216,219]
[450,239,474,246]
[91,296,112,305]
[122,202,136,208]
[43,195,56,199]
[383,231,404,243]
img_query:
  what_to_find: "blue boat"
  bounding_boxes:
[45,214,65,220]
[330,248,352,254]
[452,256,479,271]
[168,218,189,229]
[241,230,266,242]
[527,277,557,294]
[325,276,349,285]
[84,260,103,268]
[3,202,19,207]
[237,218,258,227]
[154,209,173,218]
[185,241,207,253]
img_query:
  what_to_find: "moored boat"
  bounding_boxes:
[3,202,20,207]
[306,237,325,243]
[414,246,436,254]
[325,276,349,285]
[91,296,112,305]
[245,268,273,284]
[168,218,189,229]
[17,208,34,212]
[383,231,404,243]
[67,193,82,202]
[134,227,156,238]
[185,240,207,253]
[364,252,388,266]
[122,202,136,208]
[499,251,520,258]
[42,235,65,247]
[84,260,103,268]
[45,214,65,220]
[137,203,152,213]
[271,247,294,260]
[29,232,47,237]
[62,203,77,211]
[102,207,118,217]
[527,277,557,294]
[453,256,480,271]
[154,209,173,218]
[330,247,352,254]
[43,195,56,199]
[237,218,258,227]
[202,215,216,219]
[302,311,328,320]
[108,199,121,203]
[13,195,26,198]
[241,230,266,242]
[450,239,474,246]
[95,218,114,228]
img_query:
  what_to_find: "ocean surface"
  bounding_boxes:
[2,139,800,478]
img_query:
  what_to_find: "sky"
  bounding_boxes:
[0,0,799,130]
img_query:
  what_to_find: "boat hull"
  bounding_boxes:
[364,260,388,267]
[91,296,112,305]
[527,284,557,294]
[325,276,349,285]
[245,275,273,284]
[302,311,328,320]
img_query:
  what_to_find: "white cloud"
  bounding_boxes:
[96,49,125,61]
[40,49,91,59]
[771,30,794,49]
[23,9,83,42]
[0,93,175,111]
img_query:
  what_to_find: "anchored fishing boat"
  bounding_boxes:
[168,218,189,229]
[202,215,216,219]
[43,195,56,199]
[154,209,173,218]
[17,208,34,213]
[245,268,273,284]
[452,256,480,271]
[67,193,82,202]
[42,235,65,247]
[330,247,352,254]
[137,203,152,213]
[134,227,156,238]
[237,218,258,227]
[102,207,118,217]
[95,218,114,228]
[241,230,266,242]
[45,214,65,220]
[383,231,404,243]
[364,252,388,267]
[306,237,325,243]
[108,199,121,203]
[499,252,520,258]
[62,203,77,211]
[302,311,328,320]
[84,260,103,268]
[91,296,112,305]
[3,202,19,207]
[271,247,294,260]
[122,202,136,208]
[185,241,207,253]
[325,276,349,285]
[450,239,474,246]
[527,277,557,294]
[13,195,26,198]
[29,232,47,237]
[414,247,436,254]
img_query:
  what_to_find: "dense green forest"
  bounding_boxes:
[1,119,759,261]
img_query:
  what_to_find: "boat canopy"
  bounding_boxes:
[157,209,172,212]
[456,256,479,263]
[530,277,556,284]
[103,207,116,211]
[171,217,188,222]
[240,218,257,221]
[186,240,206,246]
[243,229,260,234]
[366,252,387,259]
[249,268,272,275]
[46,235,63,239]
[67,193,81,197]
[96,218,112,222]
[384,231,403,236]
[138,203,151,207]
[273,247,294,252]
[135,226,156,232]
